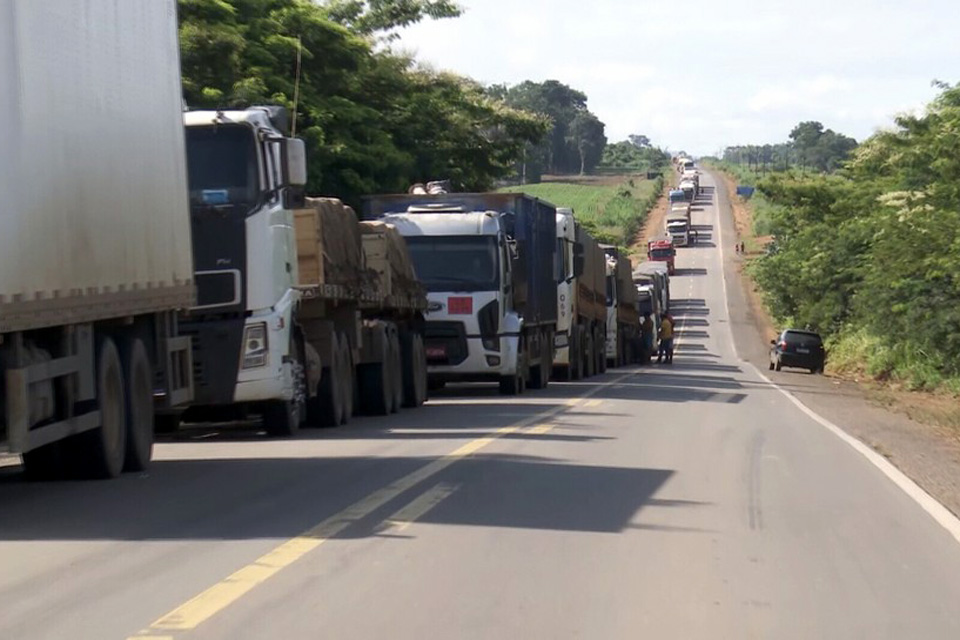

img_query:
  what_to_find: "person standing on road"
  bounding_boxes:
[657,314,674,364]
[641,314,655,363]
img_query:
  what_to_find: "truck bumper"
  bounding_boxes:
[427,335,520,382]
[183,299,296,407]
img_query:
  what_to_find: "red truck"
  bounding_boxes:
[647,238,676,275]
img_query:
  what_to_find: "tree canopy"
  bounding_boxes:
[491,80,608,177]
[178,0,546,203]
[723,121,858,174]
[751,84,960,388]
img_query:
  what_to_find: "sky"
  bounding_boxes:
[396,0,960,156]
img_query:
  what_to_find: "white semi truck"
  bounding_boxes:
[601,246,641,369]
[553,209,608,380]
[365,193,558,395]
[180,109,427,434]
[0,1,195,478]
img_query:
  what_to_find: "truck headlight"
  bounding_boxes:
[241,322,269,369]
[482,337,499,351]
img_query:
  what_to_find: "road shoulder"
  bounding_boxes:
[710,168,960,519]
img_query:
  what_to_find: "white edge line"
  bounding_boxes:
[711,170,960,546]
[748,361,960,545]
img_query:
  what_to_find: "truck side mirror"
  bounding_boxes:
[506,238,519,261]
[280,137,307,187]
[573,242,585,278]
[271,137,306,209]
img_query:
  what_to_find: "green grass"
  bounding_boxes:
[498,175,662,247]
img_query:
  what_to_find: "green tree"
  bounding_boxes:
[567,112,606,175]
[498,80,605,175]
[178,0,545,203]
[321,0,461,38]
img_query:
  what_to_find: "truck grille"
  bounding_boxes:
[424,321,468,366]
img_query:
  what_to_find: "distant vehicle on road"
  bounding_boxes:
[646,238,676,275]
[769,329,825,373]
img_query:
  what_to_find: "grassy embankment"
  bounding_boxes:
[498,173,663,248]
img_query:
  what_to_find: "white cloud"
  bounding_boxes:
[748,76,852,113]
[398,0,960,155]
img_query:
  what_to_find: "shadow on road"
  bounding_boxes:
[0,453,681,542]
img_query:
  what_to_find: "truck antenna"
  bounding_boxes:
[291,35,302,137]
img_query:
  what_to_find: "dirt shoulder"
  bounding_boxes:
[711,168,960,519]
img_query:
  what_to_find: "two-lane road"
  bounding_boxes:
[3,172,960,639]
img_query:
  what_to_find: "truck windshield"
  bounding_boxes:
[405,236,500,292]
[186,124,259,210]
[650,248,674,259]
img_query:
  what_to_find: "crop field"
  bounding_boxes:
[498,175,661,246]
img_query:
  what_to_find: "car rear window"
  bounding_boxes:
[784,331,822,346]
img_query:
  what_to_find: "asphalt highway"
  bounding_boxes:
[3,173,960,639]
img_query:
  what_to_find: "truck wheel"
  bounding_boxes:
[499,372,522,395]
[528,335,548,390]
[339,335,355,423]
[359,325,391,416]
[121,337,154,472]
[65,337,127,479]
[402,333,427,408]
[597,330,608,374]
[264,336,306,435]
[569,330,583,380]
[387,329,403,413]
[499,342,526,396]
[359,362,390,415]
[311,333,344,427]
[583,333,595,378]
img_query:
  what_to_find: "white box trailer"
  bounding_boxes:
[0,0,194,478]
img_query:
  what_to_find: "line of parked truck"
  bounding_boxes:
[0,2,669,480]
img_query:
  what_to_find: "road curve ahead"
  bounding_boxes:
[3,172,960,639]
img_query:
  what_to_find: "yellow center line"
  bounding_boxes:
[381,482,459,533]
[583,399,603,408]
[130,374,634,639]
[527,423,555,435]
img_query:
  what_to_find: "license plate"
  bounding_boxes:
[796,347,810,354]
[425,345,447,359]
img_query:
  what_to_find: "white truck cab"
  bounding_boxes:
[182,108,309,429]
[554,208,576,368]
[382,210,523,387]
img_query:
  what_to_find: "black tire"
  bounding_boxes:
[528,333,549,390]
[402,333,427,408]
[499,340,526,396]
[583,332,595,378]
[570,330,583,381]
[311,333,343,427]
[64,337,127,479]
[499,373,521,395]
[387,329,403,413]
[121,337,154,472]
[359,326,391,416]
[263,335,306,436]
[339,336,355,423]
